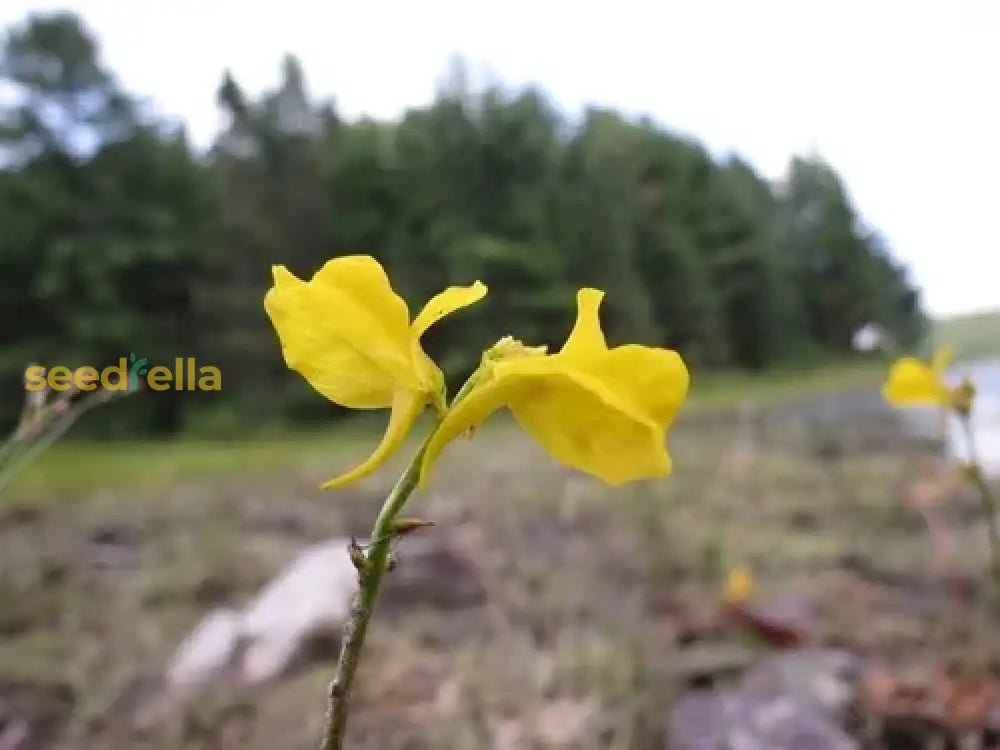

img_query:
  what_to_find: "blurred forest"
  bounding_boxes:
[0,12,927,436]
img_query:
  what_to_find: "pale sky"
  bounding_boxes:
[2,0,997,318]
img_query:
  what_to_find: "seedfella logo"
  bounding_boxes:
[24,355,222,392]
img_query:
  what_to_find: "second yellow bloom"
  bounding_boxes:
[420,288,690,486]
[882,346,954,408]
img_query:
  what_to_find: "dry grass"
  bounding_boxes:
[1,403,998,749]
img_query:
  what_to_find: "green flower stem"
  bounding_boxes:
[318,437,428,750]
[317,375,480,750]
[959,414,1000,590]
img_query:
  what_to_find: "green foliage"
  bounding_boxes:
[0,12,927,435]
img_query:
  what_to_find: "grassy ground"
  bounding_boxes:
[933,308,1000,361]
[8,305,999,501]
[2,388,999,749]
[6,357,892,499]
[686,357,887,409]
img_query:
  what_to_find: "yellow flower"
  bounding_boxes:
[264,255,486,488]
[723,566,753,605]
[882,346,954,408]
[419,288,689,486]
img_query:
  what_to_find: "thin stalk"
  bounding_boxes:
[959,414,1000,589]
[318,440,427,750]
[0,385,35,458]
[317,377,480,750]
[0,430,24,470]
[0,401,34,470]
[0,407,84,496]
[0,391,123,497]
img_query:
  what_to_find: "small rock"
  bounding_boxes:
[668,650,862,750]
[132,539,358,727]
[742,649,861,718]
[238,538,358,684]
[726,692,858,750]
[165,608,243,688]
[136,531,486,727]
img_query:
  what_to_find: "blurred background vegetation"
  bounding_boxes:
[6,10,1000,750]
[0,11,929,439]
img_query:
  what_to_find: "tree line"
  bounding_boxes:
[0,12,926,436]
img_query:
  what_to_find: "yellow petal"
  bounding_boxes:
[420,357,668,487]
[931,346,955,374]
[264,261,413,407]
[313,255,412,338]
[584,345,689,428]
[882,357,948,406]
[419,373,513,488]
[560,288,608,360]
[408,280,488,406]
[419,287,685,487]
[559,287,689,428]
[271,264,304,290]
[724,567,753,604]
[411,345,447,413]
[411,281,488,339]
[321,388,427,489]
[507,364,670,485]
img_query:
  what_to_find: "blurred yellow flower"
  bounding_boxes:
[419,288,690,486]
[264,255,486,488]
[882,346,954,408]
[723,566,753,605]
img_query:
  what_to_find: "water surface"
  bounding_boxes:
[945,358,1000,476]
